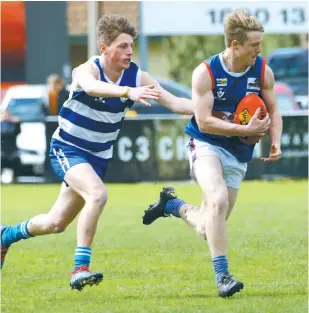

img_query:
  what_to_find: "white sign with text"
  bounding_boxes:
[141,1,308,35]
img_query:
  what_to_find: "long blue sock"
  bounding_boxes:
[164,199,185,217]
[1,221,34,247]
[74,246,92,270]
[213,255,229,281]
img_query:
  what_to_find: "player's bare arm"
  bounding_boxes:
[73,62,161,105]
[193,64,270,137]
[140,71,194,115]
[260,65,283,162]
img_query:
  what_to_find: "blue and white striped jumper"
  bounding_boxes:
[50,57,141,170]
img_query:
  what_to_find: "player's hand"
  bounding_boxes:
[245,108,271,137]
[261,144,282,162]
[127,85,162,106]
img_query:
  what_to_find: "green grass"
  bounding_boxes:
[1,181,308,313]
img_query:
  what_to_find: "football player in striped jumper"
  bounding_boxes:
[1,15,194,291]
[143,10,282,297]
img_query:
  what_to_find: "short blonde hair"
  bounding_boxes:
[224,10,264,47]
[97,14,137,47]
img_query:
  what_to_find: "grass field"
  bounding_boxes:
[1,180,308,313]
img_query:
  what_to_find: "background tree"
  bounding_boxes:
[163,34,302,86]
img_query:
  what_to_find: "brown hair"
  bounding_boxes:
[97,14,137,46]
[224,10,264,47]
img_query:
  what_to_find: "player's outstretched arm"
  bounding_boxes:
[74,62,130,97]
[140,71,194,115]
[260,65,283,161]
[193,64,268,137]
[73,63,161,105]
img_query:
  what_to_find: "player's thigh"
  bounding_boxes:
[193,155,228,204]
[50,142,108,202]
[47,182,85,226]
[64,162,108,203]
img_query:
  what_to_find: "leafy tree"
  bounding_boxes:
[163,34,302,86]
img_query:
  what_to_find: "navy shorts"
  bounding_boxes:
[49,139,109,185]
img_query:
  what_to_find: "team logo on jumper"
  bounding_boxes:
[216,78,227,87]
[216,90,225,98]
[247,78,260,90]
[120,97,128,103]
[94,97,106,104]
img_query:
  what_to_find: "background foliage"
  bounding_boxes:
[163,34,303,86]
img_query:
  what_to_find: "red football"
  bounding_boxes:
[234,94,268,145]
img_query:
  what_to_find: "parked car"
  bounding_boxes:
[274,82,302,112]
[267,47,308,109]
[129,77,192,116]
[1,85,47,178]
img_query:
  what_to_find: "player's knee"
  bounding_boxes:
[86,186,108,210]
[52,223,67,233]
[47,220,67,233]
[208,194,228,216]
[196,223,207,240]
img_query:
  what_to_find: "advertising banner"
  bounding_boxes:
[141,1,308,36]
[44,114,308,183]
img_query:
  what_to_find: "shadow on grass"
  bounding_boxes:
[123,293,218,300]
[246,290,308,298]
[122,289,307,301]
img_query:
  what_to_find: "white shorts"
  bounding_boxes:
[186,138,247,189]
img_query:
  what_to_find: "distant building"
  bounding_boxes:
[67,1,169,78]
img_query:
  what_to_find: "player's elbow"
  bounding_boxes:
[83,85,95,96]
[195,115,212,133]
[78,79,97,96]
